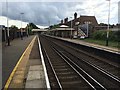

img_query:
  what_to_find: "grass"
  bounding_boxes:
[81,38,120,49]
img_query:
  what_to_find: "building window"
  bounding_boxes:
[84,21,92,24]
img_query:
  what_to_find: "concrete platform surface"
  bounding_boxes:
[25,79,46,88]
[3,35,35,87]
[46,35,119,54]
[25,37,46,88]
[25,65,46,88]
[4,35,47,89]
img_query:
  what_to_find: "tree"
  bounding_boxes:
[99,23,108,26]
[49,24,60,30]
[10,25,18,30]
[29,23,39,29]
[26,23,39,35]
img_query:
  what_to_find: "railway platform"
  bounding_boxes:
[3,35,47,89]
[46,35,119,54]
[3,34,120,89]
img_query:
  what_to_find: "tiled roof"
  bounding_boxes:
[64,15,98,27]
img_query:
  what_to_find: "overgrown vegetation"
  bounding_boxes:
[49,24,60,29]
[83,30,120,48]
[27,23,39,35]
[90,30,120,42]
[84,38,119,48]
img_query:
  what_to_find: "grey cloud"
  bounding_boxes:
[2,2,80,26]
[1,1,118,26]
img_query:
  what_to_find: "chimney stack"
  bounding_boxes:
[64,17,68,24]
[74,12,77,19]
[61,20,63,24]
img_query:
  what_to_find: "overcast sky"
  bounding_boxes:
[118,1,120,24]
[0,0,119,28]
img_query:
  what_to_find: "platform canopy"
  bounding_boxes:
[32,29,48,32]
[49,25,74,31]
[59,25,69,28]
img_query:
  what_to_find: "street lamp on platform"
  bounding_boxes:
[27,24,29,37]
[6,0,10,46]
[69,17,73,39]
[106,0,110,46]
[20,13,24,40]
[75,22,79,38]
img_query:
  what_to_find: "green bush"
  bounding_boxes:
[91,31,106,40]
[108,31,120,42]
[91,30,120,42]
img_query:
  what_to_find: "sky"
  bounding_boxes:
[0,0,119,28]
[118,1,120,24]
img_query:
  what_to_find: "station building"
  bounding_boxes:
[48,25,75,38]
[32,28,48,34]
[48,12,99,38]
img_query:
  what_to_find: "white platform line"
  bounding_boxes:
[37,36,51,89]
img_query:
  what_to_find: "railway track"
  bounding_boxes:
[39,36,106,89]
[44,35,120,79]
[39,35,120,89]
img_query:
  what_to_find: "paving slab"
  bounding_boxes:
[28,59,42,66]
[25,79,46,88]
[27,71,41,80]
[29,38,40,59]
[29,65,43,71]
[25,37,47,88]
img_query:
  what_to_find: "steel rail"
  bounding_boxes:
[51,39,120,83]
[40,36,94,89]
[67,46,120,80]
[42,46,63,89]
[37,36,51,89]
[41,35,120,89]
[52,46,106,90]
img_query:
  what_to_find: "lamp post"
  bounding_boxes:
[106,0,110,46]
[20,13,24,40]
[7,19,10,46]
[6,0,10,46]
[48,19,50,30]
[69,17,72,39]
[27,24,29,37]
[86,22,89,37]
[75,22,79,38]
[3,27,6,43]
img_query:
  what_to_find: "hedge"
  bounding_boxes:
[91,30,120,42]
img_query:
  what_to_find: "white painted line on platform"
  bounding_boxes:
[37,36,51,89]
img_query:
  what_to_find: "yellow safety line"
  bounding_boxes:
[4,36,36,90]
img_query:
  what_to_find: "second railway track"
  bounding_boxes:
[39,35,120,89]
[40,36,96,89]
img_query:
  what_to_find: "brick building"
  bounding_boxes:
[60,12,98,37]
[49,12,99,38]
[61,13,98,27]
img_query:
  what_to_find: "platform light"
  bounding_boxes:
[20,12,24,40]
[6,0,10,46]
[69,17,73,39]
[106,0,110,46]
